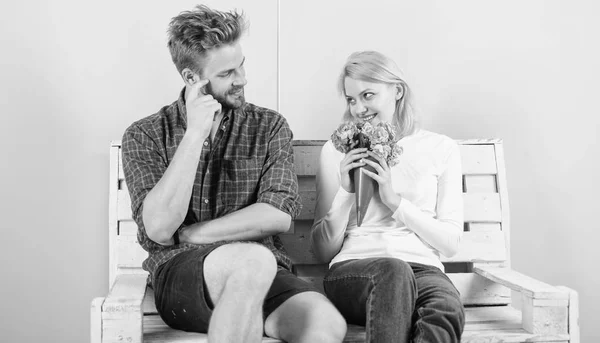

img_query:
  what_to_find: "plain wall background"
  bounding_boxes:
[1,0,598,342]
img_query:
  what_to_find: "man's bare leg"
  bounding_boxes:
[203,243,277,343]
[264,291,347,343]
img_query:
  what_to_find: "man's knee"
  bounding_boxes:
[293,293,348,342]
[308,302,347,342]
[204,243,277,302]
[229,243,277,284]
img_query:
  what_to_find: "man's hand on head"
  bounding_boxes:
[185,78,221,140]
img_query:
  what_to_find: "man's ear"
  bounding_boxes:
[182,68,197,85]
[395,83,405,101]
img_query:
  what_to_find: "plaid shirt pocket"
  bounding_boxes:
[220,158,262,207]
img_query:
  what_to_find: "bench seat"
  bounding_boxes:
[91,139,579,343]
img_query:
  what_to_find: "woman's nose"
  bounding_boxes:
[353,103,367,116]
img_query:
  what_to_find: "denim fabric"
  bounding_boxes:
[324,258,464,343]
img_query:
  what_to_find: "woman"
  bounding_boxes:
[311,51,465,343]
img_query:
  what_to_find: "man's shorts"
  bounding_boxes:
[152,244,320,333]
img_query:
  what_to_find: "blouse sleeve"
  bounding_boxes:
[310,141,355,263]
[392,140,464,257]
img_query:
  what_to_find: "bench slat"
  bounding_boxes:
[280,229,507,266]
[459,144,498,175]
[464,175,497,193]
[117,188,502,223]
[140,302,569,342]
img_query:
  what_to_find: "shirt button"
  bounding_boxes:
[203,141,209,147]
[204,198,209,204]
[221,125,226,130]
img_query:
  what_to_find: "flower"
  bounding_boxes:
[330,120,403,166]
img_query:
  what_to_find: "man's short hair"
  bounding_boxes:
[167,5,247,75]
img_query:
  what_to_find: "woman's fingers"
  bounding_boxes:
[361,168,384,183]
[362,157,385,174]
[366,151,388,169]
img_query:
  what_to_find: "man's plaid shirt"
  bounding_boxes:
[121,89,302,284]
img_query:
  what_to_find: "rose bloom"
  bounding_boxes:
[372,126,390,144]
[372,144,387,160]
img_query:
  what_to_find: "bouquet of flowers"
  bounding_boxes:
[331,121,403,226]
[331,121,403,167]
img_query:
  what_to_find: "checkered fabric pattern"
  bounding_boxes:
[121,89,301,283]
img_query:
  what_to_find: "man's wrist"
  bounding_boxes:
[183,128,209,143]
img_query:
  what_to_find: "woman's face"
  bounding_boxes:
[344,77,401,125]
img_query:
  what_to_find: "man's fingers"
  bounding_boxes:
[190,78,210,98]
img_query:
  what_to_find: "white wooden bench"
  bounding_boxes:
[91,139,580,343]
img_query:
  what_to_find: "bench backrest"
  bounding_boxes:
[109,139,512,306]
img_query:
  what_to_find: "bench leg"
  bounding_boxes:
[91,297,105,343]
[556,286,580,343]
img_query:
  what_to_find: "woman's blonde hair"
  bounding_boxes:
[338,51,418,138]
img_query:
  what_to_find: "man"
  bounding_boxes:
[121,4,346,343]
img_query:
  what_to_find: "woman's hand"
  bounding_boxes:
[362,151,402,211]
[340,148,368,193]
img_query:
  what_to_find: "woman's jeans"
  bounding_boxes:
[324,258,465,343]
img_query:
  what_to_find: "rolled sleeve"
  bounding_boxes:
[121,124,166,241]
[256,117,302,218]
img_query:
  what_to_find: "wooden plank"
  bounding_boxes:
[117,235,148,269]
[459,144,497,175]
[118,189,133,221]
[462,330,568,342]
[556,286,580,343]
[494,142,512,268]
[91,297,105,343]
[118,150,125,180]
[294,144,323,176]
[291,189,503,224]
[344,325,366,343]
[449,273,511,305]
[109,145,120,287]
[119,220,137,236]
[102,274,147,343]
[463,193,501,223]
[522,294,568,335]
[143,287,158,314]
[468,223,502,232]
[464,306,521,330]
[474,266,569,300]
[458,139,503,144]
[297,189,316,220]
[143,315,285,343]
[464,175,497,193]
[443,230,506,263]
[281,229,507,266]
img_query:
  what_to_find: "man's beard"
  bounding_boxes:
[206,83,245,110]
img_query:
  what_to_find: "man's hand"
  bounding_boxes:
[185,79,221,140]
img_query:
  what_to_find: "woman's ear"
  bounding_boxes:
[395,83,405,101]
[182,68,197,85]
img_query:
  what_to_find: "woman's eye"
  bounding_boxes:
[364,93,374,100]
[347,98,355,105]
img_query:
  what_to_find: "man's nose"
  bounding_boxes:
[233,73,247,87]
